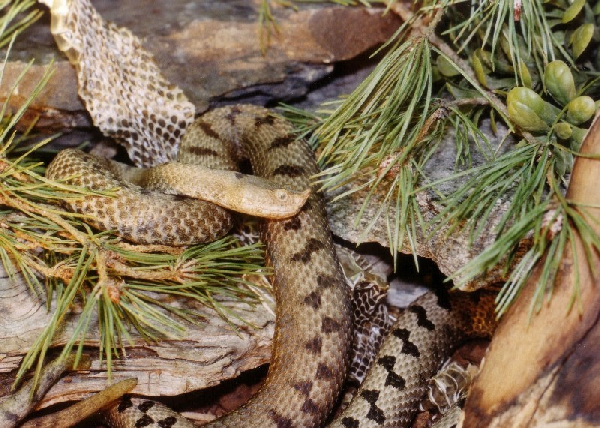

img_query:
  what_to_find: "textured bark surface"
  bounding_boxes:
[463,114,600,427]
[0,265,275,411]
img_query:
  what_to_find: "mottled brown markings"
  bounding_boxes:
[341,417,360,428]
[138,400,155,412]
[271,164,305,178]
[255,115,277,127]
[377,355,406,389]
[184,146,220,157]
[225,106,242,126]
[301,398,320,415]
[317,274,337,289]
[385,369,406,389]
[366,406,385,424]
[300,198,312,213]
[303,290,322,309]
[468,291,481,304]
[291,238,325,263]
[196,120,221,140]
[268,409,294,428]
[117,395,133,412]
[305,336,323,354]
[268,134,296,151]
[316,363,334,380]
[293,380,313,396]
[283,216,301,231]
[377,355,396,371]
[135,413,154,427]
[434,288,452,310]
[361,355,370,367]
[408,305,435,331]
[392,328,420,358]
[157,416,177,428]
[360,389,386,424]
[234,172,244,180]
[321,316,341,333]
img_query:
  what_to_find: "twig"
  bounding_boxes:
[115,242,185,255]
[105,256,185,282]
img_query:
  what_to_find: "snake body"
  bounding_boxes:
[48,105,354,427]
[330,289,495,427]
[38,1,497,426]
[46,148,234,246]
[97,288,494,428]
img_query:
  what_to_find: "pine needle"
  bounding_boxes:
[300,0,599,316]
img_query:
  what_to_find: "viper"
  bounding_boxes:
[6,1,498,426]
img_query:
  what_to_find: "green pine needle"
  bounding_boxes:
[298,0,600,316]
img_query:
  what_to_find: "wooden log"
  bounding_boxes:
[0,265,274,411]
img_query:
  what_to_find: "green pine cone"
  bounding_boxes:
[508,87,564,132]
[507,87,550,132]
[554,122,573,140]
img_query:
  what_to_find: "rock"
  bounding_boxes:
[1,0,400,130]
[327,119,529,290]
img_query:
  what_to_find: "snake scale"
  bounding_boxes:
[37,1,497,427]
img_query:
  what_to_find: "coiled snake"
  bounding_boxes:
[38,0,497,426]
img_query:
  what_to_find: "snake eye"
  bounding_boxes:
[275,189,288,201]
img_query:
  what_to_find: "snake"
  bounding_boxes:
[33,0,498,427]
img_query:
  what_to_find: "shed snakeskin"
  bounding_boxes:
[38,0,497,426]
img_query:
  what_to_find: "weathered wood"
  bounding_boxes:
[0,265,275,410]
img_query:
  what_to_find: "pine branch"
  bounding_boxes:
[297,0,600,314]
